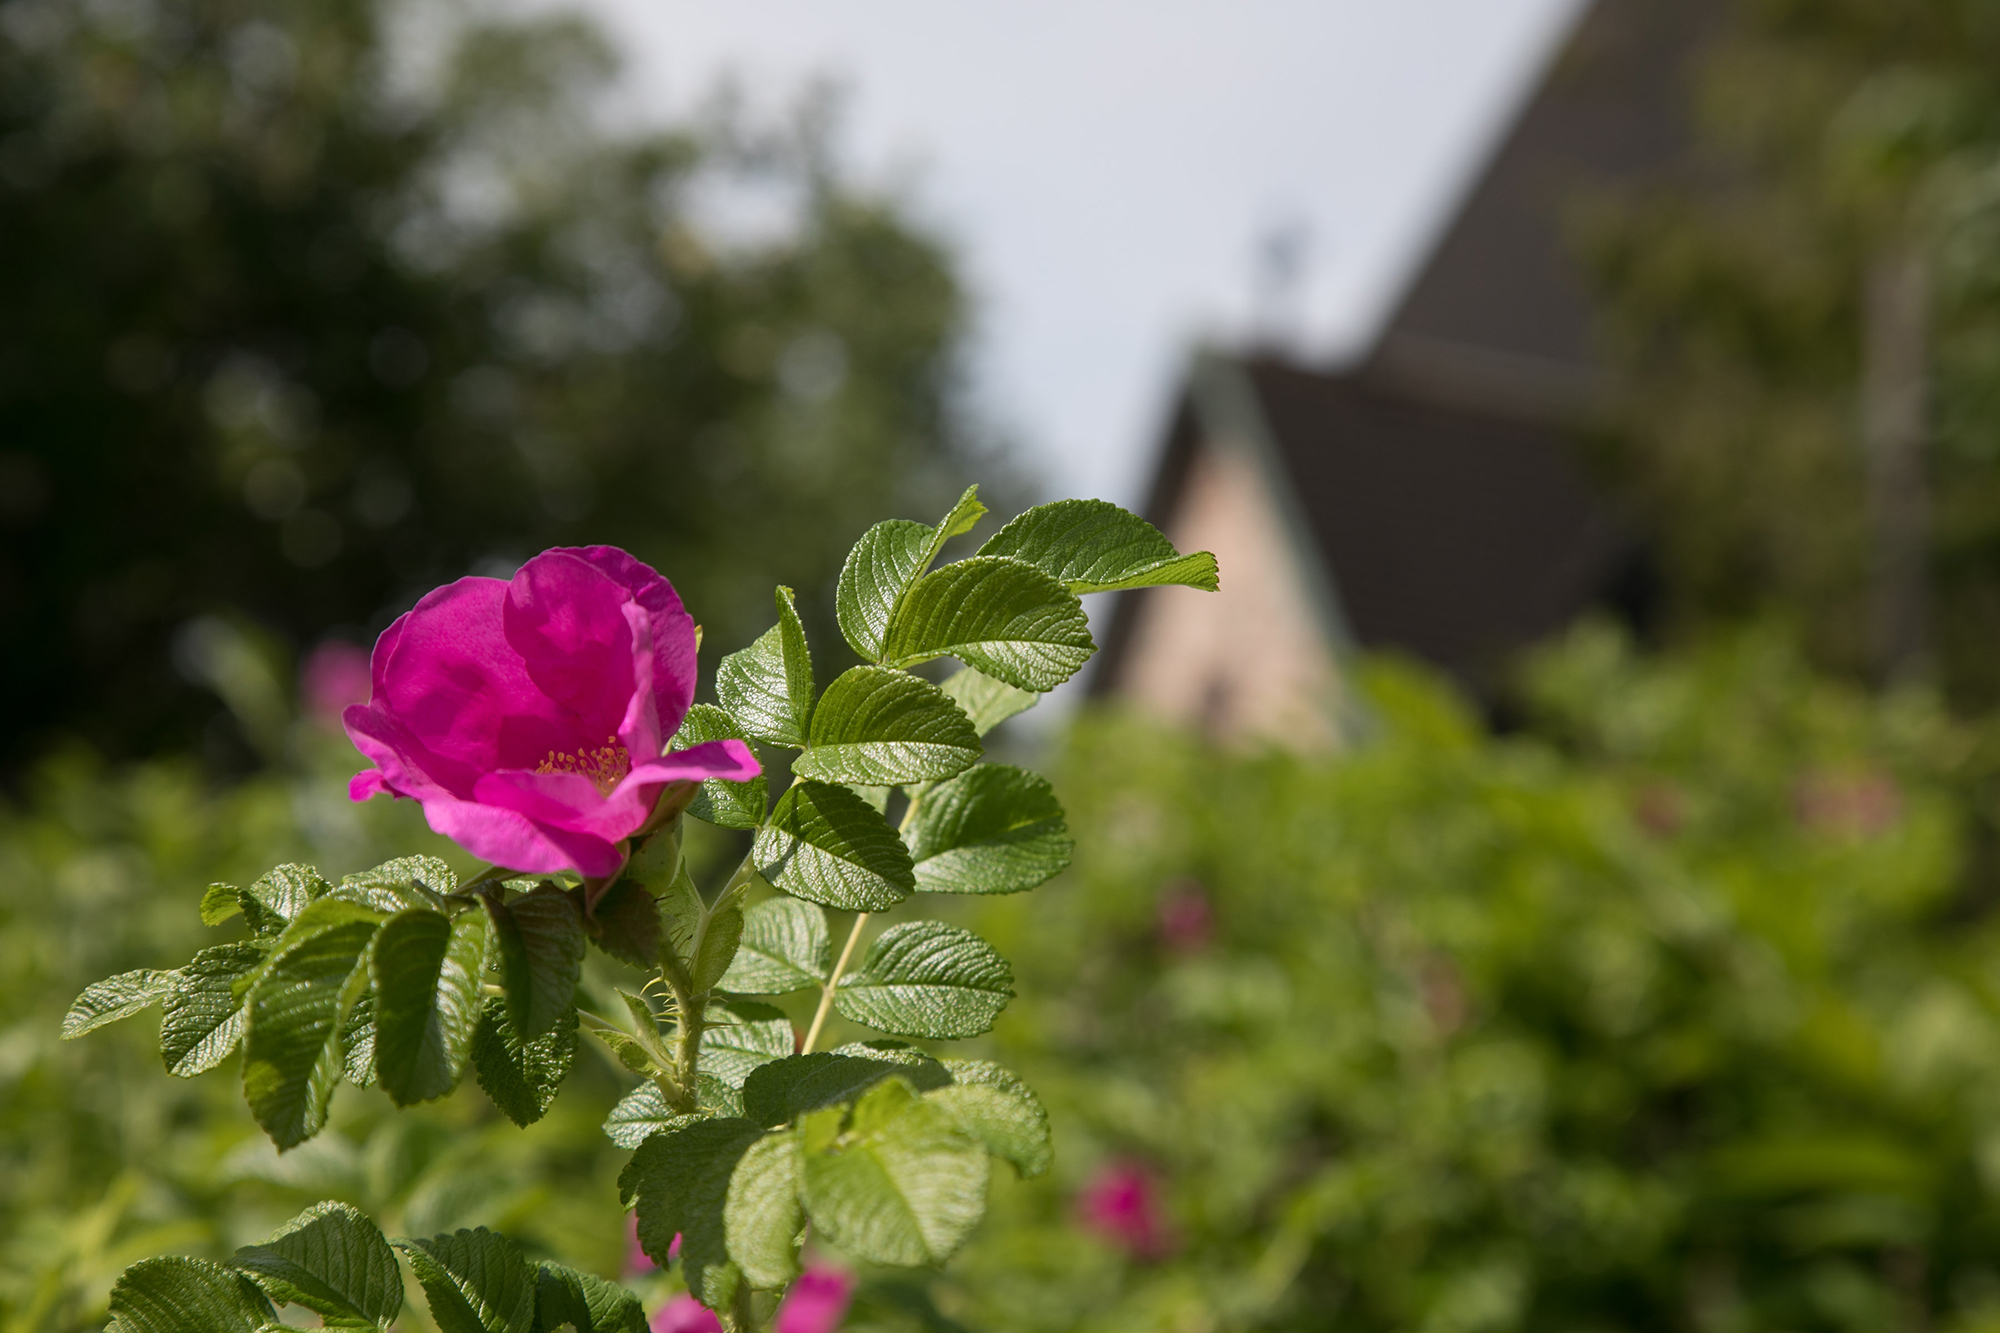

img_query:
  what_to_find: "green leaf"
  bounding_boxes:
[601,1082,705,1150]
[690,879,747,995]
[343,993,377,1088]
[977,497,1220,593]
[716,586,815,748]
[160,942,266,1077]
[797,1077,989,1267]
[486,886,585,1038]
[200,882,243,926]
[701,1000,797,1088]
[740,1046,952,1128]
[905,764,1072,896]
[342,855,457,904]
[242,864,335,934]
[61,968,172,1038]
[396,1230,535,1333]
[937,667,1039,736]
[725,1132,804,1289]
[793,667,981,786]
[835,487,988,662]
[472,997,578,1127]
[836,520,933,661]
[579,876,660,969]
[835,921,1014,1040]
[753,781,915,912]
[533,1263,646,1333]
[669,705,770,830]
[718,898,830,995]
[880,557,1094,692]
[618,1118,767,1308]
[371,908,488,1106]
[242,915,380,1149]
[230,1200,403,1329]
[930,1061,1052,1178]
[107,1256,277,1333]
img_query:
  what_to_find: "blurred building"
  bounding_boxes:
[1095,0,1720,745]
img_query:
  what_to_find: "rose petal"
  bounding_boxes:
[559,546,699,738]
[349,768,397,801]
[504,551,641,757]
[773,1266,854,1333]
[420,793,625,877]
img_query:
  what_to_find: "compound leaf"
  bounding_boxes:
[600,1082,704,1150]
[753,781,914,912]
[937,667,1039,737]
[880,557,1093,692]
[931,1061,1052,1178]
[905,764,1072,896]
[532,1263,646,1333]
[701,999,797,1089]
[835,921,1013,1040]
[793,667,981,787]
[370,908,487,1106]
[977,498,1219,594]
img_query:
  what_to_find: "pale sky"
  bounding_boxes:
[536,0,1585,506]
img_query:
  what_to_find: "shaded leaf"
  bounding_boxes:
[471,995,578,1127]
[62,968,172,1039]
[371,908,487,1106]
[579,876,660,970]
[669,705,769,830]
[880,557,1093,692]
[533,1263,646,1333]
[793,667,981,786]
[396,1230,535,1333]
[718,898,830,995]
[690,879,747,995]
[978,497,1219,594]
[231,1200,402,1329]
[618,1118,766,1308]
[835,921,1014,1040]
[741,1047,952,1128]
[905,764,1072,896]
[487,886,584,1038]
[601,1081,705,1150]
[753,781,914,913]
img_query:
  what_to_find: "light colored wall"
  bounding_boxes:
[1116,437,1344,749]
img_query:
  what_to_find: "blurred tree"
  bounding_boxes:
[1582,0,2000,707]
[0,0,999,772]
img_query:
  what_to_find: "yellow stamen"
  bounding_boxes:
[536,735,630,797]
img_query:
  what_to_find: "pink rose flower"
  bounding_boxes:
[343,547,759,877]
[774,1265,854,1333]
[1078,1159,1172,1260]
[300,639,372,727]
[651,1295,722,1333]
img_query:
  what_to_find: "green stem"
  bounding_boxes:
[801,911,867,1054]
[729,1278,760,1333]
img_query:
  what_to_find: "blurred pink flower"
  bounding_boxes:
[1794,768,1902,840]
[625,1213,656,1275]
[1156,879,1213,953]
[1078,1159,1171,1260]
[343,546,759,877]
[774,1265,854,1333]
[650,1295,721,1333]
[300,640,372,726]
